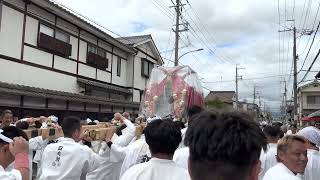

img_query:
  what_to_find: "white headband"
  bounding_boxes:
[0,129,13,143]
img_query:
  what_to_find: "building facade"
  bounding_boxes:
[298,80,320,118]
[0,0,163,120]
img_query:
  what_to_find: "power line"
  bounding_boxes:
[203,74,291,83]
[298,17,320,73]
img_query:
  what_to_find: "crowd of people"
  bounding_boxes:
[0,107,319,180]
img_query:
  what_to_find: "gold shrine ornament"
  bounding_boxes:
[153,96,159,101]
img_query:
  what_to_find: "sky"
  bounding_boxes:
[53,0,320,114]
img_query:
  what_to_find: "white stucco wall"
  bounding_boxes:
[133,56,147,90]
[69,36,78,60]
[0,59,79,93]
[97,69,111,83]
[23,45,52,67]
[126,55,134,87]
[79,40,87,63]
[25,16,39,46]
[133,89,141,102]
[111,55,127,87]
[54,56,77,74]
[79,63,96,79]
[0,5,24,59]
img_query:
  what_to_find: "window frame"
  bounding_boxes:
[55,30,70,43]
[117,56,121,77]
[39,24,54,37]
[87,44,109,70]
[38,23,72,57]
[307,96,316,105]
[141,58,154,78]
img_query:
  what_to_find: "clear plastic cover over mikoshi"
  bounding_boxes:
[140,65,204,119]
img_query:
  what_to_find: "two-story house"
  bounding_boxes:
[298,80,320,119]
[0,0,163,120]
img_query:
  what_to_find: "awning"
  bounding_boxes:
[0,81,139,108]
[77,78,131,94]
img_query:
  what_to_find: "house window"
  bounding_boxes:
[40,24,54,37]
[97,48,105,58]
[87,44,108,70]
[117,56,121,77]
[38,24,72,57]
[141,58,154,77]
[56,30,70,43]
[307,96,320,105]
[88,44,97,54]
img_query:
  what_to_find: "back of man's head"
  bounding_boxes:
[263,125,281,143]
[0,126,28,146]
[186,111,267,180]
[61,116,81,138]
[144,119,181,158]
[187,105,203,123]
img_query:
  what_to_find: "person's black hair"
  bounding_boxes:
[0,126,28,146]
[187,105,203,122]
[16,121,29,130]
[185,111,267,180]
[144,119,181,156]
[174,121,185,130]
[263,125,281,138]
[290,124,297,129]
[87,122,97,125]
[0,110,13,119]
[61,116,81,138]
[34,121,42,129]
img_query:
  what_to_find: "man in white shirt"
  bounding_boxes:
[121,119,190,180]
[38,116,100,180]
[186,111,267,180]
[297,126,320,180]
[173,107,210,170]
[0,126,30,180]
[263,135,308,180]
[86,113,136,180]
[259,125,281,180]
[178,105,203,148]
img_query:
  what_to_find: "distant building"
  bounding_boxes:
[298,80,320,118]
[0,0,162,120]
[205,91,235,111]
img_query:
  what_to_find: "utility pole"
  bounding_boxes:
[293,27,298,119]
[172,0,188,66]
[174,0,180,66]
[253,85,259,105]
[279,20,312,121]
[235,65,244,110]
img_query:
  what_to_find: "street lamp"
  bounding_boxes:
[178,48,204,60]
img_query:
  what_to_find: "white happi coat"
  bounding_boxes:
[0,165,22,180]
[173,147,189,170]
[259,143,277,180]
[119,135,150,177]
[28,136,48,180]
[86,119,136,180]
[178,127,188,148]
[263,163,302,180]
[38,137,100,180]
[302,149,320,180]
[120,158,190,180]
